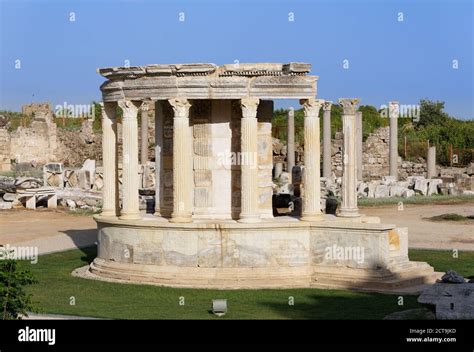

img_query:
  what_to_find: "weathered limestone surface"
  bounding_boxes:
[322,101,332,178]
[90,216,437,291]
[99,63,317,102]
[301,98,324,221]
[87,62,437,293]
[338,98,360,217]
[287,107,295,180]
[389,101,399,180]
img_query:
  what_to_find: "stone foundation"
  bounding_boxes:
[89,215,439,292]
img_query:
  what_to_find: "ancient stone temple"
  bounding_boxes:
[90,62,438,292]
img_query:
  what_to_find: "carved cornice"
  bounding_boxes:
[98,62,311,80]
[240,97,260,118]
[338,98,360,115]
[168,98,191,118]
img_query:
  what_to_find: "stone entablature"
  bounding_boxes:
[99,62,317,102]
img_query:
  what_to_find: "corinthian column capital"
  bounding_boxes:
[240,97,259,118]
[141,100,151,112]
[339,98,360,115]
[322,101,333,112]
[118,100,140,119]
[300,98,325,117]
[168,98,191,118]
[100,102,116,121]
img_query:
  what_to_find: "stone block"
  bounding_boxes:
[402,189,415,198]
[414,178,429,196]
[427,179,442,196]
[389,185,405,197]
[375,184,390,198]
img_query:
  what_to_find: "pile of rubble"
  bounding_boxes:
[43,159,157,211]
[272,166,474,202]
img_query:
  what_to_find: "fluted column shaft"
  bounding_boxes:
[154,101,164,217]
[339,98,360,218]
[287,107,295,178]
[169,98,192,223]
[140,102,149,165]
[322,101,332,178]
[119,100,140,220]
[389,101,399,180]
[239,97,260,223]
[100,102,118,217]
[301,98,324,222]
[356,111,363,181]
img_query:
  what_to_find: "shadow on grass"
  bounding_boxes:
[258,292,420,320]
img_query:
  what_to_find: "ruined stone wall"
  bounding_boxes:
[0,127,11,171]
[9,121,58,165]
[361,126,390,180]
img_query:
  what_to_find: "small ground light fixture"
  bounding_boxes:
[212,299,227,317]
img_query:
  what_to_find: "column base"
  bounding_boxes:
[238,214,262,223]
[338,208,360,218]
[101,210,117,217]
[153,214,169,222]
[169,216,193,223]
[301,212,324,222]
[119,213,141,220]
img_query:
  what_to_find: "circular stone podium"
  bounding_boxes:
[87,62,439,293]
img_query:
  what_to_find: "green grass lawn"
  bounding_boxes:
[19,247,474,320]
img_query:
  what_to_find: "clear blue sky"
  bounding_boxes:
[0,0,472,119]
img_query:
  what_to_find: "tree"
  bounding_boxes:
[0,255,38,320]
[416,99,449,128]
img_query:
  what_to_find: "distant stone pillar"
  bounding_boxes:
[356,111,363,181]
[287,107,295,178]
[140,101,149,165]
[169,98,193,223]
[239,97,261,223]
[274,162,283,179]
[338,98,360,218]
[300,98,324,222]
[389,101,399,180]
[118,100,140,220]
[100,102,118,217]
[427,146,436,179]
[322,101,332,178]
[154,100,164,218]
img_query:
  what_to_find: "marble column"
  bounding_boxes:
[356,111,363,181]
[239,97,261,223]
[169,98,193,223]
[427,146,436,178]
[287,107,295,178]
[338,98,360,218]
[140,101,149,165]
[154,100,165,218]
[322,101,332,178]
[300,98,325,222]
[118,100,140,220]
[100,102,118,217]
[389,101,399,180]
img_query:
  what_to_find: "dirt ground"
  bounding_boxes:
[0,202,473,254]
[0,209,97,254]
[361,202,474,251]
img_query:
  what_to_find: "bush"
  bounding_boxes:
[0,254,38,320]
